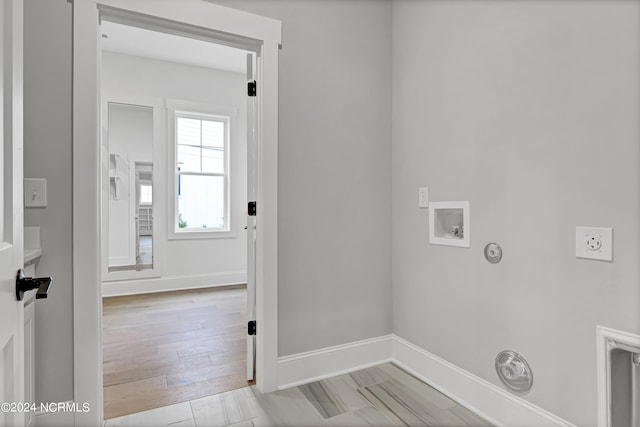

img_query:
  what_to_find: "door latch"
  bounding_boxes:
[16,269,52,301]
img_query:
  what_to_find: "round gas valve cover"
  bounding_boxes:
[484,243,503,263]
[495,350,533,393]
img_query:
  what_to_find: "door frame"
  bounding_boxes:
[1,0,25,425]
[72,1,280,424]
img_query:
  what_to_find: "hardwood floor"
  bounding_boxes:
[102,286,252,420]
[105,363,494,426]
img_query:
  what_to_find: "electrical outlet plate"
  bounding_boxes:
[576,227,612,261]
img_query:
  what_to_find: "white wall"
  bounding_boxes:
[391,1,640,426]
[23,0,73,404]
[101,52,247,293]
[210,0,394,357]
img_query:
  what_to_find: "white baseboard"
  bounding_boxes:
[101,271,247,297]
[277,335,393,389]
[392,335,576,427]
[276,334,574,426]
[30,402,75,427]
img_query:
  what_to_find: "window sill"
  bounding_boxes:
[168,228,238,240]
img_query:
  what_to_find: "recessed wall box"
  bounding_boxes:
[428,201,470,248]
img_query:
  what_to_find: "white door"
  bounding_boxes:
[246,53,257,381]
[0,0,25,425]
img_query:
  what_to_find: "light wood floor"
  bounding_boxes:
[105,363,494,426]
[102,286,252,420]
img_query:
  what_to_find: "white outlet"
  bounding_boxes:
[576,227,612,261]
[586,236,602,251]
[418,187,429,208]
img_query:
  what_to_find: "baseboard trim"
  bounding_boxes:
[276,334,574,426]
[392,335,576,427]
[277,335,394,389]
[29,401,75,427]
[101,271,247,297]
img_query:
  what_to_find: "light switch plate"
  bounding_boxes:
[24,178,47,208]
[418,187,429,208]
[576,227,612,261]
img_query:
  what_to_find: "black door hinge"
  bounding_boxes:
[248,201,256,216]
[248,81,257,97]
[248,320,256,335]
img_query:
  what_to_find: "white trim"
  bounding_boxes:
[254,39,279,394]
[392,335,576,427]
[97,0,281,46]
[596,325,640,427]
[107,256,133,267]
[428,201,470,248]
[28,400,75,427]
[276,334,575,426]
[73,3,281,425]
[101,271,247,297]
[73,2,104,426]
[277,335,394,389]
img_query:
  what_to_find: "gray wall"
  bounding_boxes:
[23,0,73,403]
[23,0,393,406]
[391,1,640,425]
[210,0,394,356]
[26,2,633,423]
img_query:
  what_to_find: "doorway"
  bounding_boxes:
[98,18,255,419]
[72,2,280,424]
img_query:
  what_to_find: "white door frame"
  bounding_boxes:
[72,1,280,424]
[0,0,25,425]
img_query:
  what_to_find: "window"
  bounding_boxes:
[174,112,229,233]
[139,184,152,205]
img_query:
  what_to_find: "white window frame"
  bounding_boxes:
[167,99,238,240]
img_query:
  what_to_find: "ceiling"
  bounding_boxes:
[100,20,247,74]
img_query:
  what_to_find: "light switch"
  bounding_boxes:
[24,178,47,208]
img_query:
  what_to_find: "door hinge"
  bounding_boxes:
[248,320,257,336]
[248,201,256,216]
[248,81,257,97]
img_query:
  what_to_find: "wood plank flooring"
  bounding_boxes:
[102,286,252,420]
[105,363,494,426]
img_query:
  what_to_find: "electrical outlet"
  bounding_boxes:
[586,236,602,251]
[576,227,612,261]
[418,187,429,208]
